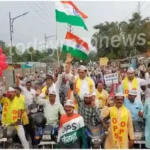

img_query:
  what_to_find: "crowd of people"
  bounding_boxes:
[0,60,150,149]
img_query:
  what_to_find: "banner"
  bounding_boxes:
[6,65,14,70]
[99,57,108,66]
[120,63,130,68]
[21,63,34,69]
[104,73,118,85]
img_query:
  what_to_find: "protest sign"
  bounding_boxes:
[99,57,108,66]
[104,73,118,85]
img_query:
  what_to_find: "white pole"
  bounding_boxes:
[56,22,60,67]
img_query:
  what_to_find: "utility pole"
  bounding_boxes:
[137,2,141,14]
[9,12,29,83]
[31,53,33,62]
[44,34,55,51]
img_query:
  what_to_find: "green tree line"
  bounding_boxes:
[91,12,150,60]
[1,12,150,63]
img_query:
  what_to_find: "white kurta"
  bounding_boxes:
[78,77,95,100]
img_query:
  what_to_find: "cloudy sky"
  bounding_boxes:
[0,1,150,50]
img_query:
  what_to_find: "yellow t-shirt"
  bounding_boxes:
[41,86,48,99]
[16,94,29,125]
[19,94,25,104]
[0,97,24,125]
[96,89,109,108]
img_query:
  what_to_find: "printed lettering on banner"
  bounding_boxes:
[104,73,118,85]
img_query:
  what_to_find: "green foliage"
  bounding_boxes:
[1,12,149,62]
[0,41,68,63]
[92,12,150,60]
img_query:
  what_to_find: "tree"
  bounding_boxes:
[92,12,150,60]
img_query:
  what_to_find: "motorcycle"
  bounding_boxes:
[38,124,57,149]
[133,120,145,148]
[28,101,46,146]
[86,124,105,149]
[0,124,23,149]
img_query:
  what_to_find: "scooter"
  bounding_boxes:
[86,124,105,149]
[0,124,23,149]
[38,124,57,149]
[133,120,145,148]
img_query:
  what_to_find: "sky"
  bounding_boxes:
[0,1,150,51]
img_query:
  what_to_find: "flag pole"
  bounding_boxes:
[56,21,60,67]
[54,1,60,67]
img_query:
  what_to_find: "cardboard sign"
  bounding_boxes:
[104,73,118,85]
[99,57,108,66]
[120,63,130,68]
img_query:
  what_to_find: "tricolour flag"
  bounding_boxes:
[55,1,88,30]
[62,32,89,60]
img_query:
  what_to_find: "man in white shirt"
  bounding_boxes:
[16,74,36,109]
[40,71,46,81]
[20,81,36,109]
[29,73,34,81]
[140,79,150,99]
[36,90,65,127]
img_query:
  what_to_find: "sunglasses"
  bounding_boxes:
[84,97,91,100]
[116,98,123,101]
[79,72,85,74]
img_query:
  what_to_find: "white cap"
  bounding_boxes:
[8,87,16,92]
[127,67,135,73]
[84,92,91,98]
[92,92,96,96]
[41,71,43,73]
[140,79,147,86]
[115,92,124,97]
[79,65,87,71]
[48,90,56,95]
[128,89,137,96]
[20,80,25,86]
[64,99,75,107]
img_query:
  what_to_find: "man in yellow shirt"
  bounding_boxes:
[14,87,29,124]
[40,75,54,99]
[95,81,109,109]
[15,86,37,147]
[0,87,29,148]
[102,93,134,149]
[121,67,142,104]
[74,65,95,100]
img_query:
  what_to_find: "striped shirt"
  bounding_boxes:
[74,94,101,126]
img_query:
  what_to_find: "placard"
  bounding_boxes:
[99,57,108,66]
[104,73,118,85]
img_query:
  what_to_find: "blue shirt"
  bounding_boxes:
[117,84,122,93]
[124,98,143,121]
